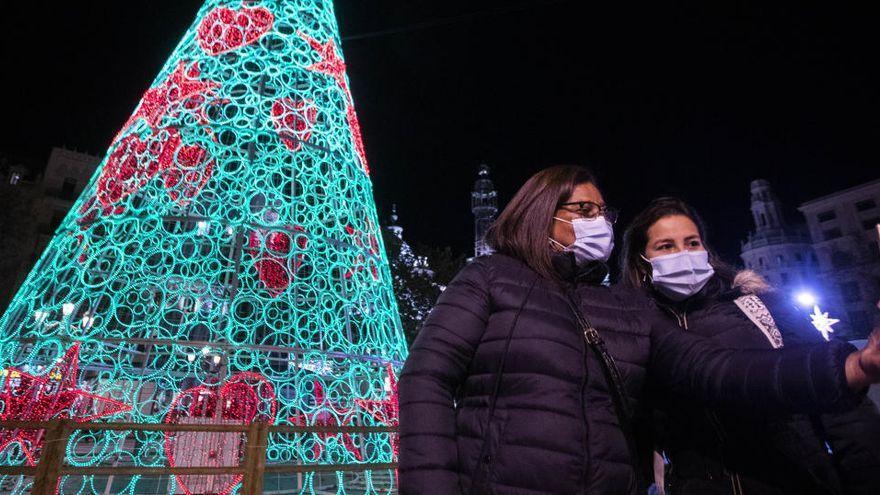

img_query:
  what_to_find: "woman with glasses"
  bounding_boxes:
[619,197,880,495]
[398,165,880,495]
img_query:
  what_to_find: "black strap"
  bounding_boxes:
[564,290,647,491]
[470,276,540,493]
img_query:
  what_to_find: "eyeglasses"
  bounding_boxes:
[558,201,620,224]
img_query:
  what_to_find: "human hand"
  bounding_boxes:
[846,327,880,389]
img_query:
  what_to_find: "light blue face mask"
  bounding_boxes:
[550,216,615,264]
[646,250,715,301]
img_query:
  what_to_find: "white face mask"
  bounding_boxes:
[550,216,615,264]
[645,250,715,301]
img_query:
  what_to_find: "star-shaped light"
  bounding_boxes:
[121,61,219,133]
[810,305,839,341]
[0,343,132,465]
[355,363,399,458]
[299,33,371,173]
[300,32,350,99]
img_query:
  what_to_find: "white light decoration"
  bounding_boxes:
[196,220,209,236]
[795,291,817,307]
[810,305,840,341]
[62,302,75,317]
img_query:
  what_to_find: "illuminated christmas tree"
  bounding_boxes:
[0,1,405,493]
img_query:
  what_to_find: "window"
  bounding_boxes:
[830,250,854,269]
[49,211,65,233]
[839,281,861,301]
[794,253,803,262]
[61,178,77,200]
[817,210,836,222]
[855,199,877,212]
[758,257,765,268]
[823,228,842,241]
[862,217,880,230]
[759,213,767,227]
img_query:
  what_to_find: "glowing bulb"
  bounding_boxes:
[212,355,221,364]
[201,346,210,355]
[795,292,817,307]
[62,302,75,316]
[187,353,196,362]
[197,220,209,235]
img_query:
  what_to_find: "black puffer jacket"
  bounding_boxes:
[651,275,880,495]
[399,254,860,494]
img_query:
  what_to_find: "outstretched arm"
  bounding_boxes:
[648,317,879,415]
[398,260,491,494]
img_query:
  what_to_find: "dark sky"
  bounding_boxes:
[1,1,877,263]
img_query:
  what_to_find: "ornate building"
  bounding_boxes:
[740,179,818,290]
[471,163,498,258]
[799,179,880,338]
[0,147,100,310]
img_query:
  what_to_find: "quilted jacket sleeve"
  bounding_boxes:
[759,291,880,492]
[648,314,862,415]
[398,260,491,494]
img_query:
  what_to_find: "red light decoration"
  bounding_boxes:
[300,33,349,98]
[197,5,274,56]
[160,130,216,205]
[164,372,277,495]
[289,380,362,461]
[346,104,369,174]
[121,61,219,135]
[0,343,133,466]
[246,227,308,296]
[270,98,318,151]
[355,363,399,459]
[92,128,214,212]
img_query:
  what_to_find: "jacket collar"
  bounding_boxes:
[551,251,609,286]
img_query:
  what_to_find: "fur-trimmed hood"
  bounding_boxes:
[732,269,771,295]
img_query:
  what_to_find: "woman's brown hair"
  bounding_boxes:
[486,165,596,279]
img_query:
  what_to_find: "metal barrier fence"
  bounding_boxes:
[0,420,398,495]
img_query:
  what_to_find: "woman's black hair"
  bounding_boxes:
[619,197,737,291]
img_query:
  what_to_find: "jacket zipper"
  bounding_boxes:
[579,302,591,494]
[667,302,749,493]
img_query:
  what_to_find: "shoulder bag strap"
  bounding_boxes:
[733,294,784,349]
[564,290,646,491]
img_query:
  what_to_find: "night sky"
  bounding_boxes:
[1,1,877,264]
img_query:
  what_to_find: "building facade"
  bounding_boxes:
[0,147,100,310]
[798,179,880,338]
[740,179,818,291]
[471,163,498,258]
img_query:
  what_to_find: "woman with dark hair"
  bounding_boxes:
[619,197,880,495]
[398,165,880,495]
